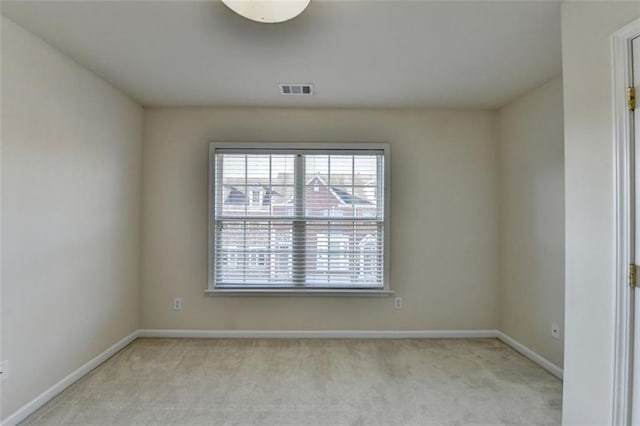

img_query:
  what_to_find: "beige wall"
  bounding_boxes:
[1,17,144,418]
[497,77,565,368]
[141,108,500,331]
[562,2,640,424]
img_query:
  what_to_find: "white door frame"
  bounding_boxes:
[613,17,640,426]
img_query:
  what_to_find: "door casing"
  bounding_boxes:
[612,17,640,426]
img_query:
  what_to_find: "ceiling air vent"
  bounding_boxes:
[279,84,314,96]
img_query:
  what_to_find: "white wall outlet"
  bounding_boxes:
[394,296,402,309]
[173,297,182,311]
[551,322,561,339]
[0,360,8,383]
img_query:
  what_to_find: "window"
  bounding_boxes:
[251,190,261,204]
[208,143,390,294]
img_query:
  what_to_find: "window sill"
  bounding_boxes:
[204,288,394,297]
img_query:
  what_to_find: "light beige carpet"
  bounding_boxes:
[21,338,562,425]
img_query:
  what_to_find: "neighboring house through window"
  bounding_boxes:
[208,143,390,294]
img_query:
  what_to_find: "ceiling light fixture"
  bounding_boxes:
[221,0,311,24]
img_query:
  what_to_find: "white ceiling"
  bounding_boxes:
[1,0,562,109]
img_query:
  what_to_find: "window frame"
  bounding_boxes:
[207,142,391,296]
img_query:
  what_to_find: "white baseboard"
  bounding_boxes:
[1,330,139,426]
[2,328,562,425]
[496,331,563,379]
[137,329,498,339]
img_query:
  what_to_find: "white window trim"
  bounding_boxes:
[206,142,392,296]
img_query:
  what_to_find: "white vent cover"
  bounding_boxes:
[279,84,314,96]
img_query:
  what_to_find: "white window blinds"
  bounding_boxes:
[209,144,389,292]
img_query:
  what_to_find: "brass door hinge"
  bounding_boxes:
[628,87,636,111]
[630,264,637,288]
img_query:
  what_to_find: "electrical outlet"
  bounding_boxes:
[394,296,402,309]
[551,322,561,339]
[0,361,8,383]
[173,297,182,311]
